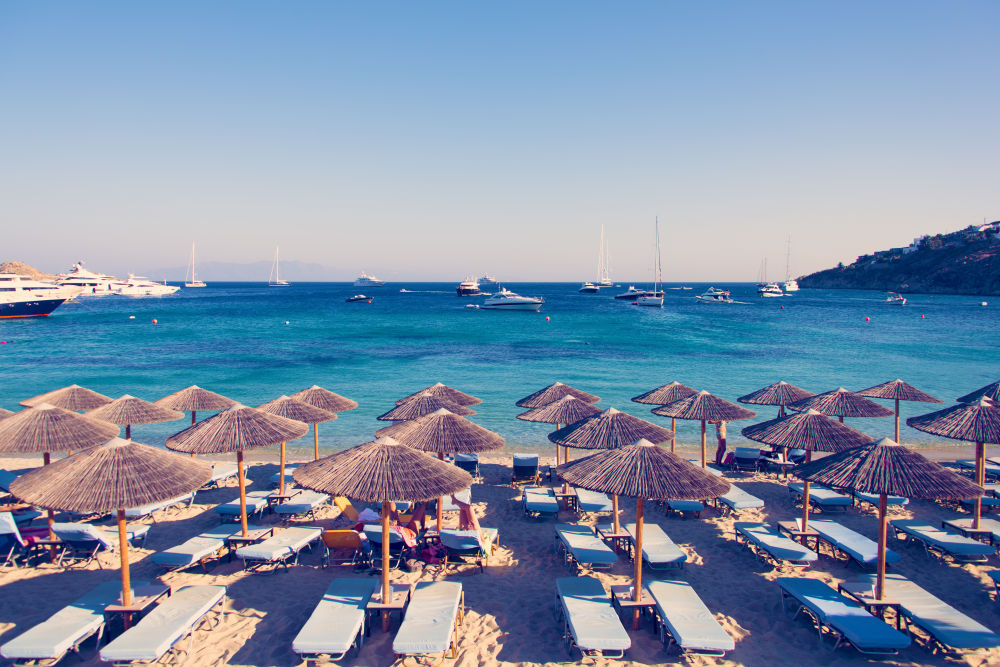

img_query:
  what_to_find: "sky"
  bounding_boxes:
[1,1,998,282]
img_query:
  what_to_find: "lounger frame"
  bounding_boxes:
[891,520,992,564]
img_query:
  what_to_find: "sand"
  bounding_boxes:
[1,449,999,667]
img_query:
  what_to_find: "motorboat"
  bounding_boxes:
[783,279,799,292]
[0,273,74,318]
[116,275,180,297]
[481,288,543,311]
[456,278,482,296]
[696,287,735,304]
[478,273,499,286]
[55,262,125,295]
[614,285,658,300]
[636,218,664,307]
[346,294,371,303]
[268,247,290,286]
[578,282,600,294]
[885,292,907,306]
[185,242,206,287]
[758,282,784,297]
[354,271,385,287]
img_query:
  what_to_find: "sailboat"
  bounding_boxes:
[596,225,613,286]
[184,242,207,287]
[757,258,783,297]
[636,218,664,307]
[783,235,799,292]
[268,246,290,286]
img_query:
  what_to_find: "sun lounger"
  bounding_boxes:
[440,487,472,513]
[942,516,1000,546]
[735,522,818,567]
[957,459,1000,479]
[512,454,540,485]
[214,489,275,520]
[788,482,852,512]
[392,581,464,661]
[362,524,409,570]
[960,495,1000,512]
[853,490,909,512]
[665,499,705,518]
[151,524,263,572]
[713,484,765,514]
[123,492,195,521]
[555,523,618,571]
[454,452,480,479]
[293,578,378,663]
[333,496,360,522]
[555,576,630,659]
[777,577,910,654]
[647,580,734,656]
[200,463,247,490]
[99,585,226,666]
[319,529,369,568]
[1,580,151,665]
[269,462,305,487]
[731,448,762,473]
[523,486,559,519]
[440,527,498,572]
[235,526,323,571]
[50,522,150,568]
[273,491,329,521]
[890,519,993,563]
[0,511,48,567]
[802,519,900,567]
[575,488,612,515]
[846,573,1000,652]
[625,522,687,569]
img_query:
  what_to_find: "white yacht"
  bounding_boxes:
[456,278,482,296]
[481,287,543,311]
[0,274,78,317]
[885,292,907,306]
[578,281,600,294]
[783,278,800,292]
[478,273,499,286]
[614,285,657,300]
[636,218,664,307]
[268,247,290,286]
[758,282,784,297]
[185,242,206,287]
[696,287,735,304]
[55,262,124,295]
[354,271,385,287]
[116,275,180,297]
[782,236,799,292]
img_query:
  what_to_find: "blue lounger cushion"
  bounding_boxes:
[853,490,909,508]
[625,522,686,568]
[52,522,150,550]
[556,524,617,568]
[943,516,1000,544]
[556,577,630,655]
[440,488,472,512]
[124,493,194,519]
[151,524,263,568]
[99,585,226,664]
[524,487,558,516]
[575,489,612,514]
[392,581,463,656]
[274,491,329,516]
[788,483,852,509]
[647,580,734,655]
[214,490,273,517]
[269,462,305,486]
[439,527,498,554]
[956,460,1000,478]
[667,500,704,515]
[807,519,900,567]
[735,522,817,564]
[777,578,910,653]
[0,580,149,662]
[890,519,994,561]
[236,527,322,563]
[362,524,405,546]
[293,578,378,659]
[718,485,765,511]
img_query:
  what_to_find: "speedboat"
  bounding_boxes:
[479,273,499,286]
[0,273,75,318]
[885,292,907,306]
[696,287,735,304]
[346,294,371,303]
[578,282,600,293]
[757,282,784,297]
[116,275,180,297]
[481,288,543,311]
[55,262,124,296]
[614,285,655,300]
[354,271,385,287]
[456,278,482,296]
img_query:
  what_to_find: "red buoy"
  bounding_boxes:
[864,317,870,322]
[152,319,158,325]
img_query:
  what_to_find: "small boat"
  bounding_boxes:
[479,273,499,286]
[481,287,543,311]
[185,242,206,287]
[578,282,599,294]
[346,294,371,303]
[465,303,480,309]
[758,282,784,297]
[456,278,482,296]
[636,218,664,307]
[354,271,385,287]
[783,236,799,292]
[783,279,799,292]
[268,247,290,286]
[885,292,907,306]
[696,287,735,304]
[614,285,653,300]
[116,275,180,297]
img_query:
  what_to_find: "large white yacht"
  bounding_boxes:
[354,271,385,287]
[116,275,180,297]
[696,287,736,304]
[757,282,784,297]
[55,262,125,295]
[456,278,482,296]
[478,273,499,286]
[481,287,543,311]
[0,274,79,317]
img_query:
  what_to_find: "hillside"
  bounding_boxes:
[799,223,1000,295]
[0,261,54,280]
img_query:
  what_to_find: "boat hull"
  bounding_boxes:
[456,287,482,296]
[481,302,542,311]
[0,298,67,318]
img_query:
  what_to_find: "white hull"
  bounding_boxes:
[185,281,207,288]
[636,296,663,307]
[481,301,542,310]
[783,279,799,292]
[482,287,543,310]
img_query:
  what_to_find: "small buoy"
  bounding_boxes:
[780,305,784,310]
[128,315,135,320]
[864,317,870,322]
[0,341,6,345]
[921,314,925,318]
[284,321,290,325]
[151,319,158,325]
[545,316,550,321]
[982,302,989,307]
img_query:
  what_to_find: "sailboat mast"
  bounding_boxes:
[785,235,792,282]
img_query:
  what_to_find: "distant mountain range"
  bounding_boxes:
[152,260,346,282]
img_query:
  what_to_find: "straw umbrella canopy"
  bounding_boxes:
[856,379,942,442]
[631,381,697,453]
[742,409,873,529]
[786,387,894,424]
[652,391,757,468]
[289,385,358,460]
[737,381,814,418]
[257,396,337,495]
[0,408,13,419]
[515,382,600,409]
[86,395,184,440]
[549,408,674,532]
[906,397,1000,530]
[155,385,237,425]
[517,395,602,465]
[557,439,729,628]
[293,436,472,629]
[957,380,1000,404]
[376,408,504,531]
[166,405,309,537]
[394,382,482,407]
[377,393,475,421]
[793,438,982,601]
[9,437,211,606]
[19,384,112,411]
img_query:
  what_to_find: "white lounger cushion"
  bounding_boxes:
[719,485,765,510]
[736,522,817,563]
[124,493,193,519]
[274,491,329,515]
[556,524,617,567]
[556,577,630,653]
[214,490,273,516]
[151,524,262,567]
[293,578,378,656]
[393,581,463,655]
[575,489,612,513]
[891,519,994,559]
[99,585,226,663]
[647,580,734,653]
[52,522,150,549]
[236,527,322,562]
[807,519,899,566]
[625,522,687,567]
[524,487,559,514]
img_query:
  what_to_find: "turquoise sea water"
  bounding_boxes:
[1,283,997,456]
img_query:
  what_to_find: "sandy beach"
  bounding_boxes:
[1,448,999,667]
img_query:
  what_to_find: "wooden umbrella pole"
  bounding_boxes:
[313,424,320,460]
[974,441,984,530]
[437,453,445,532]
[279,442,286,496]
[801,451,812,532]
[838,416,844,424]
[117,509,132,607]
[612,495,620,535]
[875,494,888,601]
[555,423,561,465]
[43,452,57,561]
[894,399,900,443]
[700,420,706,468]
[670,418,676,453]
[192,410,197,425]
[632,498,644,630]
[563,447,570,493]
[381,501,391,632]
[237,451,248,537]
[125,424,131,440]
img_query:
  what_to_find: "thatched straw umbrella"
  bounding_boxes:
[517,395,601,465]
[906,397,1000,530]
[394,382,482,407]
[257,396,337,495]
[86,395,184,440]
[557,439,729,628]
[631,381,697,453]
[856,379,942,442]
[293,437,471,630]
[652,391,757,468]
[0,408,13,419]
[19,384,112,411]
[793,438,982,601]
[155,385,237,426]
[738,381,814,418]
[549,408,674,532]
[377,393,475,421]
[376,408,504,531]
[9,437,210,606]
[289,385,358,460]
[786,387,893,424]
[515,382,600,409]
[742,409,872,529]
[166,405,308,537]
[957,380,1000,404]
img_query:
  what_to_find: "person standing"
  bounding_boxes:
[714,420,728,465]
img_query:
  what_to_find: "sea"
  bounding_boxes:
[1,282,997,458]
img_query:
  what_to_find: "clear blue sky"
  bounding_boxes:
[2,1,997,281]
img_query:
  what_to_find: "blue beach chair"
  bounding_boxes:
[555,576,630,659]
[625,522,687,569]
[647,580,734,656]
[555,523,618,571]
[788,482,852,512]
[292,578,378,663]
[523,486,559,519]
[890,519,993,563]
[392,581,465,661]
[512,454,540,485]
[805,519,900,568]
[735,522,818,567]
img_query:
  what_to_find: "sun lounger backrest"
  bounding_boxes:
[556,576,630,653]
[647,580,734,654]
[322,530,363,550]
[293,578,378,658]
[52,523,113,549]
[0,512,24,547]
[363,524,404,545]
[333,497,360,522]
[393,581,463,656]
